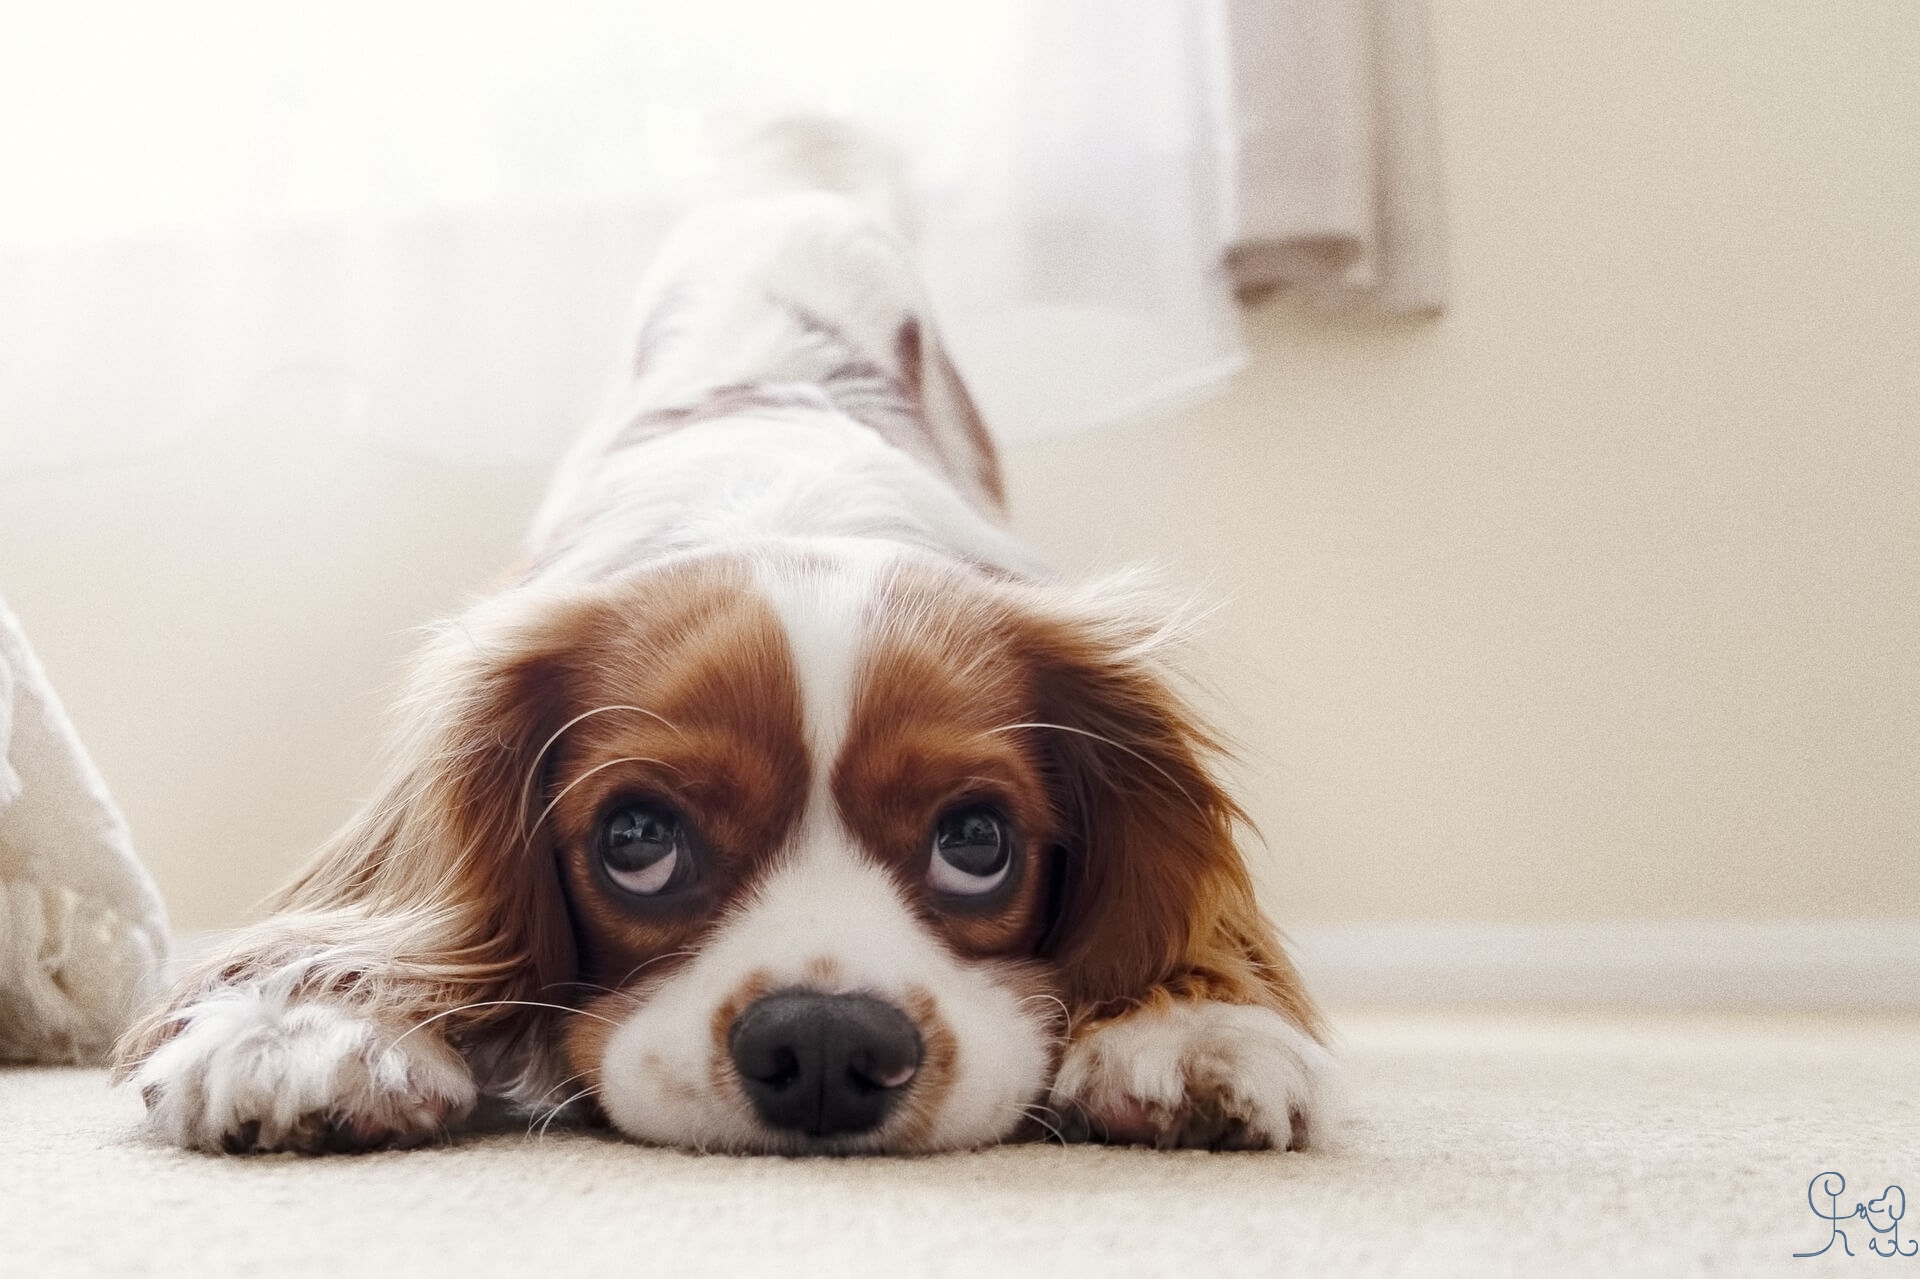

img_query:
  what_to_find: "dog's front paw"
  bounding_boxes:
[127,986,476,1154]
[1049,1000,1333,1151]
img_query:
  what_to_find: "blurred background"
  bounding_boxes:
[2,1,1914,1011]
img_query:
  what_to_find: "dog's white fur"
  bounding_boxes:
[1052,1002,1337,1150]
[136,968,476,1152]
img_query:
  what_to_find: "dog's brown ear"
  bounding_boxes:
[1018,590,1322,1039]
[115,584,600,1075]
[277,585,590,990]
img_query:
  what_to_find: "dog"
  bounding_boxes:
[114,120,1333,1155]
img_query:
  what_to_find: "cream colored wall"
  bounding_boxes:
[2,1,1914,933]
[1006,1,1920,922]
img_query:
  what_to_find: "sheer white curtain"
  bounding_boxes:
[1217,0,1447,311]
[0,0,1440,477]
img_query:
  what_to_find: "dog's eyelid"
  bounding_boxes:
[931,783,1026,828]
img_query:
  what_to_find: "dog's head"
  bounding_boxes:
[299,548,1289,1153]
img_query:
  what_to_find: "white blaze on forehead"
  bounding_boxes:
[755,546,888,797]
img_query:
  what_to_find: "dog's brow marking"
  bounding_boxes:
[517,704,680,839]
[986,721,1196,806]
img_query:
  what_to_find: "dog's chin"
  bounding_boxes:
[612,1121,938,1158]
[596,1097,1028,1157]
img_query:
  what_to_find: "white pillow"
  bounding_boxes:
[0,594,169,1064]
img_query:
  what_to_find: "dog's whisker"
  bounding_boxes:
[540,980,621,998]
[533,1086,601,1140]
[516,704,682,842]
[526,1069,593,1112]
[617,950,700,987]
[985,721,1198,806]
[1003,1101,1068,1146]
[379,999,618,1064]
[1016,993,1072,1028]
[521,756,682,853]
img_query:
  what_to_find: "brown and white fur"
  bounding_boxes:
[114,120,1333,1156]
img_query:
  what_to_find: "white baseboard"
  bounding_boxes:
[1286,920,1920,1012]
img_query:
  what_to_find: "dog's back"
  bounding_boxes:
[527,119,1014,583]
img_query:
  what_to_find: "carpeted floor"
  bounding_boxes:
[4,1010,1915,1277]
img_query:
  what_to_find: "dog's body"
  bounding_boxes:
[117,123,1332,1155]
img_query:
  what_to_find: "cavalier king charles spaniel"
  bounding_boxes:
[115,120,1333,1156]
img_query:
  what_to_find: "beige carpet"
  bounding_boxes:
[4,1010,1916,1277]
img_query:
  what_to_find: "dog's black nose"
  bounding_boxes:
[728,991,922,1137]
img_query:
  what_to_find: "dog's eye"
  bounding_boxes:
[928,806,1013,897]
[600,802,688,896]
